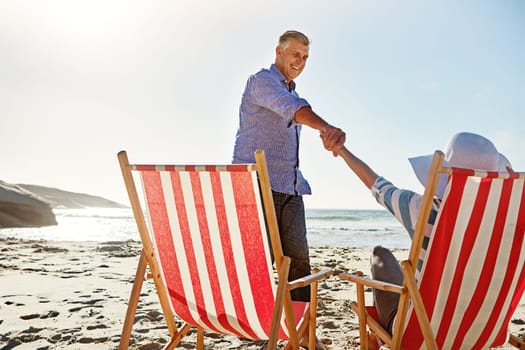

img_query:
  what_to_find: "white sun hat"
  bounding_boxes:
[408,132,511,198]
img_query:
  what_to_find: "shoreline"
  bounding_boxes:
[0,238,523,349]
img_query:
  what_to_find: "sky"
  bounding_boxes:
[1,0,524,209]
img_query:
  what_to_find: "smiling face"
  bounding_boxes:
[275,38,310,82]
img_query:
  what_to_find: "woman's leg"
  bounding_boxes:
[370,245,403,334]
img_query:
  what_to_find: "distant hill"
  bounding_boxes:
[17,184,127,209]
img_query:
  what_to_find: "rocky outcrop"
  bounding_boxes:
[0,182,127,228]
[0,181,57,228]
[18,184,127,209]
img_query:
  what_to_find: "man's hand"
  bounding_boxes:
[320,127,345,156]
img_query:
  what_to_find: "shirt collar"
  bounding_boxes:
[270,64,296,92]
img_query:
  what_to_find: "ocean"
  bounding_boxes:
[0,208,410,249]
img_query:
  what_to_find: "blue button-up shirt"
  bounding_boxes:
[232,64,312,195]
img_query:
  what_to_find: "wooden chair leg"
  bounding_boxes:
[119,250,148,350]
[269,257,291,350]
[309,276,319,350]
[355,284,368,350]
[400,262,437,350]
[165,323,192,350]
[509,334,525,349]
[196,328,204,350]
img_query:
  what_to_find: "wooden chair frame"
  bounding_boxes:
[340,151,525,350]
[117,149,333,349]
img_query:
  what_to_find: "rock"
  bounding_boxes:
[0,180,127,228]
[0,180,57,228]
[17,184,127,209]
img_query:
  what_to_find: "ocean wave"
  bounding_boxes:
[306,215,362,221]
[54,208,133,220]
[56,213,133,220]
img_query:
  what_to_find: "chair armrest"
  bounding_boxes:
[339,272,405,294]
[288,268,334,290]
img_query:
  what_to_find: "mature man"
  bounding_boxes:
[233,30,345,302]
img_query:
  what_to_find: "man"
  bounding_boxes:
[232,30,345,303]
[327,132,511,339]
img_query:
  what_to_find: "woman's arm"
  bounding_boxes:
[335,146,379,190]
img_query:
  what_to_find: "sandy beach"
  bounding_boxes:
[1,238,524,349]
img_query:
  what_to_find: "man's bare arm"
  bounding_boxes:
[294,106,345,152]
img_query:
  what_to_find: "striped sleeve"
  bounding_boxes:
[371,176,420,236]
[371,176,441,276]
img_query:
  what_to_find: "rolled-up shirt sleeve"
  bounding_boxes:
[371,176,422,239]
[371,176,441,278]
[248,73,310,126]
[233,64,313,195]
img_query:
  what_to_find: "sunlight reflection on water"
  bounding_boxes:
[0,208,409,248]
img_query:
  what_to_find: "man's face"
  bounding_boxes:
[275,39,309,81]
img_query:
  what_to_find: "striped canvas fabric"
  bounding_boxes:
[133,164,308,340]
[402,169,525,349]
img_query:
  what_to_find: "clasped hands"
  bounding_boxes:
[320,126,345,156]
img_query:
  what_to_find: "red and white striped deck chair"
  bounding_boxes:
[117,150,333,350]
[340,151,525,350]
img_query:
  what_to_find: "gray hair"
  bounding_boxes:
[278,30,310,49]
